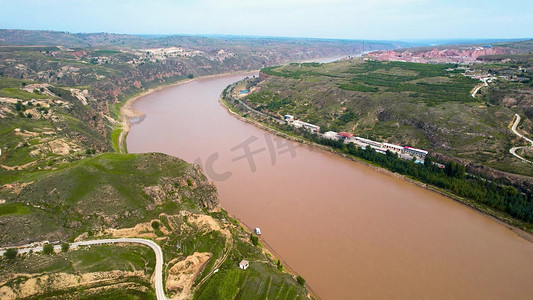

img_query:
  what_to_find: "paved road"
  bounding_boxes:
[471,78,488,98]
[1,238,168,300]
[510,113,533,164]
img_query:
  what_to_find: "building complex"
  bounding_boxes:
[283,115,429,161]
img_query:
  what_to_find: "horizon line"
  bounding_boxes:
[1,28,532,44]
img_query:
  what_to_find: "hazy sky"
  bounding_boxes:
[1,0,531,40]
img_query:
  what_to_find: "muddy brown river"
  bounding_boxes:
[127,72,533,299]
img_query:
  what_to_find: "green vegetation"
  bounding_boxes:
[339,62,478,104]
[0,203,30,216]
[111,126,123,153]
[0,150,307,298]
[1,245,155,275]
[0,77,34,89]
[69,245,155,273]
[3,248,18,260]
[195,268,240,300]
[195,262,307,300]
[0,153,214,245]
[262,63,343,80]
[93,50,122,54]
[0,245,157,298]
[43,243,54,255]
[61,242,70,252]
[244,59,532,178]
[338,82,379,92]
[296,276,306,286]
[250,234,259,247]
[72,289,154,300]
[151,220,160,230]
[276,259,283,271]
[0,88,50,100]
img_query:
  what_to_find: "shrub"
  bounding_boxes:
[276,259,283,271]
[43,243,54,255]
[151,221,160,230]
[3,248,17,259]
[296,275,306,286]
[61,243,70,252]
[250,234,259,246]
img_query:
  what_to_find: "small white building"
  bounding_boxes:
[254,228,261,235]
[355,137,383,148]
[284,115,295,122]
[324,131,338,139]
[292,120,304,128]
[403,146,428,159]
[239,260,249,270]
[383,142,404,153]
[292,120,320,133]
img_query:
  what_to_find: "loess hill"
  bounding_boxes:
[0,153,309,299]
[247,58,533,180]
[0,30,332,299]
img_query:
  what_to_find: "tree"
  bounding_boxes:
[424,155,433,167]
[276,259,283,271]
[61,243,70,252]
[151,220,160,230]
[445,161,465,179]
[187,74,194,79]
[15,101,23,112]
[296,275,306,286]
[3,248,17,260]
[250,234,259,247]
[43,243,54,255]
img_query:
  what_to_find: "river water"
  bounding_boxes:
[127,72,533,299]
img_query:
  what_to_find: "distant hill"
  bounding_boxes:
[0,29,92,47]
[0,28,404,51]
[367,39,533,63]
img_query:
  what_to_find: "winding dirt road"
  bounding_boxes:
[510,113,533,164]
[471,78,488,98]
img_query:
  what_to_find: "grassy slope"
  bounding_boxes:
[253,59,532,176]
[0,153,307,298]
[0,76,111,186]
[0,245,156,299]
[0,153,194,245]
